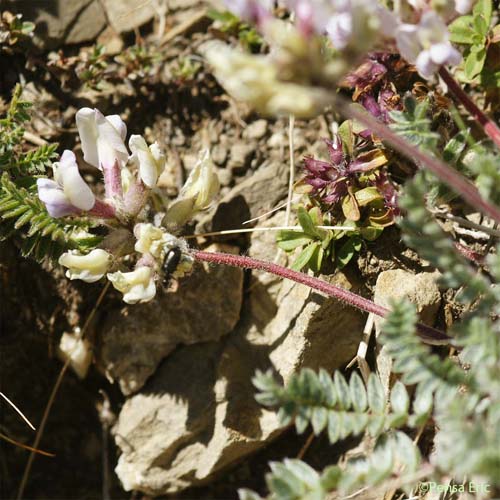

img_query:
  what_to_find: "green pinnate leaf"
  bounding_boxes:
[327,411,341,443]
[390,381,410,415]
[334,371,351,409]
[367,374,385,414]
[311,407,329,435]
[349,372,367,412]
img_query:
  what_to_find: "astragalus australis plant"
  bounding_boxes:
[1,0,499,497]
[1,84,219,303]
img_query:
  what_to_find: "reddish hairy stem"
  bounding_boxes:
[192,250,450,346]
[439,67,500,150]
[334,96,500,224]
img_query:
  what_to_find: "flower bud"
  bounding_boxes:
[395,11,461,79]
[107,266,156,304]
[163,149,219,228]
[59,249,112,283]
[129,135,166,188]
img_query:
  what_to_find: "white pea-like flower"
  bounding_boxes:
[37,150,95,218]
[76,108,129,170]
[163,149,220,227]
[57,330,92,379]
[107,266,156,304]
[395,11,461,79]
[133,223,176,259]
[59,249,112,283]
[128,135,166,188]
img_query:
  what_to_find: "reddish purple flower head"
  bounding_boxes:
[303,136,386,205]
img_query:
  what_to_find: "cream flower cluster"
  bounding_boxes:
[57,223,196,304]
[36,108,219,304]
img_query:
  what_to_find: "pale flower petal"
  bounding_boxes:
[325,11,353,49]
[129,135,166,188]
[37,178,76,217]
[59,249,112,283]
[107,267,156,304]
[76,108,128,170]
[37,150,95,217]
[415,50,438,79]
[395,24,421,63]
[105,114,127,141]
[180,149,219,210]
[163,150,219,227]
[455,0,473,14]
[95,110,129,169]
[224,0,273,22]
[395,11,461,78]
[57,150,95,211]
[376,5,399,37]
[58,331,92,379]
[75,108,100,168]
[134,222,170,258]
[430,42,454,64]
[407,0,427,10]
[418,10,449,46]
[121,167,134,194]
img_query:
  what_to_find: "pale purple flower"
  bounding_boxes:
[286,0,336,37]
[37,150,95,217]
[75,108,128,170]
[454,0,473,14]
[285,0,398,49]
[325,10,353,49]
[395,11,461,79]
[407,0,473,15]
[223,0,273,24]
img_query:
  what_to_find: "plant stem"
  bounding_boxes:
[438,67,500,150]
[192,250,450,346]
[334,95,500,224]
